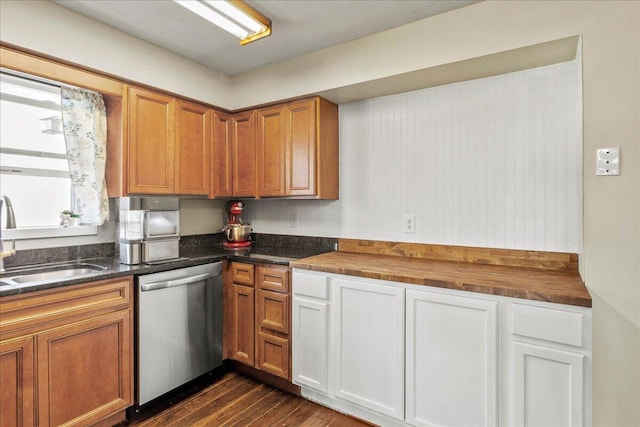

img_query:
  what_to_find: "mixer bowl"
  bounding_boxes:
[225,224,252,242]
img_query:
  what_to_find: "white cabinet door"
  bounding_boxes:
[514,342,585,427]
[332,278,405,420]
[292,296,329,393]
[406,289,498,427]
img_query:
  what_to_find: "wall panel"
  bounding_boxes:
[247,60,582,252]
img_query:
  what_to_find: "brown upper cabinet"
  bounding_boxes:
[257,104,286,197]
[175,99,212,195]
[211,110,258,198]
[109,88,339,200]
[257,97,339,199]
[1,46,340,200]
[125,86,211,196]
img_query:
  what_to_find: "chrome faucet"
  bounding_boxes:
[0,198,17,273]
[3,195,16,229]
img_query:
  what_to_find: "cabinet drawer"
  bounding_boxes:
[257,266,289,293]
[0,277,133,339]
[231,263,255,286]
[257,290,289,334]
[293,272,328,299]
[512,303,584,347]
[257,332,289,379]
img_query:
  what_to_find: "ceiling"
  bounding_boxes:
[52,0,478,76]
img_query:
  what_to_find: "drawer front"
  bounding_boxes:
[257,332,290,379]
[512,303,584,347]
[257,266,289,293]
[142,239,179,263]
[292,271,328,299]
[0,277,133,339]
[257,289,289,334]
[231,263,255,286]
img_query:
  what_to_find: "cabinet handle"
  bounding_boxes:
[140,272,218,291]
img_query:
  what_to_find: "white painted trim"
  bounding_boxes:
[2,225,98,240]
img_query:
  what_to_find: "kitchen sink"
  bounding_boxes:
[0,263,107,287]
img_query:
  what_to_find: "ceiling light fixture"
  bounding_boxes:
[175,0,271,45]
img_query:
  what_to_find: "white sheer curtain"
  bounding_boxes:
[60,87,109,225]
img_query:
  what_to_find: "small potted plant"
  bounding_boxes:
[60,210,80,227]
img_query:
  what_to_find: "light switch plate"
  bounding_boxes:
[596,148,620,176]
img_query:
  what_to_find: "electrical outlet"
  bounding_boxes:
[289,212,298,228]
[403,215,416,233]
[596,147,620,176]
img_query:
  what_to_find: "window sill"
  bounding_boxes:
[2,225,98,240]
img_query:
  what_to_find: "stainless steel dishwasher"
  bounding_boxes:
[137,262,223,406]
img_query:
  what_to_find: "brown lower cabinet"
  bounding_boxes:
[0,277,133,427]
[225,262,291,380]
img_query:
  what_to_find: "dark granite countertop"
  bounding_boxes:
[0,244,332,297]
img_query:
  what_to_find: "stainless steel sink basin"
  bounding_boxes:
[1,263,107,287]
[10,267,103,283]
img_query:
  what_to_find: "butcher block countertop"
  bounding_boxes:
[289,239,591,308]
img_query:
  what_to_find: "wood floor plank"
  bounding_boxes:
[129,372,237,426]
[329,414,375,427]
[189,383,273,427]
[167,380,261,427]
[170,380,272,427]
[224,389,291,427]
[136,373,247,426]
[275,400,329,427]
[136,375,254,427]
[300,403,341,427]
[245,392,305,426]
[120,372,371,427]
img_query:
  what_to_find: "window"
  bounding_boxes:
[0,70,94,237]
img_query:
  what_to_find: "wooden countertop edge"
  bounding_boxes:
[289,252,592,308]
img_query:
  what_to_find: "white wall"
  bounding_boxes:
[0,0,231,108]
[248,61,582,253]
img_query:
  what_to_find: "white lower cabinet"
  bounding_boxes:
[513,342,585,427]
[509,303,591,427]
[292,297,329,393]
[332,278,405,420]
[405,290,498,427]
[292,270,330,394]
[291,268,592,427]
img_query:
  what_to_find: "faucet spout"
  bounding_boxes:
[3,195,17,229]
[0,198,17,273]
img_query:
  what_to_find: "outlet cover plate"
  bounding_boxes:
[403,214,416,233]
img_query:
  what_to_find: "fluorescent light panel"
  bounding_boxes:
[205,1,264,33]
[175,0,271,44]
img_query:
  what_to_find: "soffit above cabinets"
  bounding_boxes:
[318,36,580,105]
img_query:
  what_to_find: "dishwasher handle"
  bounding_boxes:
[140,272,220,292]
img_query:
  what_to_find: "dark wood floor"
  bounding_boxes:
[123,371,371,427]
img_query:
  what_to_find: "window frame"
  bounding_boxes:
[0,69,97,239]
